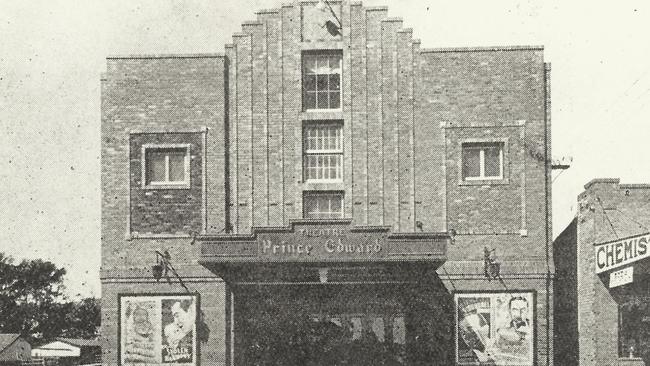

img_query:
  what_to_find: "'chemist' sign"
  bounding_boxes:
[594,233,650,274]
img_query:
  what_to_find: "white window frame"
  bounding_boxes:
[302,52,343,112]
[303,192,344,219]
[303,122,343,182]
[462,143,504,181]
[141,144,191,189]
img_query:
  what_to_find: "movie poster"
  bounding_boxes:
[120,295,198,366]
[455,292,534,366]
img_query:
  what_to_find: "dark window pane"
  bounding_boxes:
[462,148,481,178]
[317,92,329,109]
[484,146,502,177]
[304,197,317,219]
[168,152,186,182]
[304,92,316,110]
[147,152,166,183]
[330,92,340,109]
[317,74,329,91]
[329,74,340,90]
[304,57,317,74]
[329,55,341,73]
[330,195,342,214]
[304,74,317,92]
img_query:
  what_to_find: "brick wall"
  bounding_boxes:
[129,132,203,235]
[553,218,579,366]
[225,3,447,233]
[574,179,650,366]
[101,55,227,365]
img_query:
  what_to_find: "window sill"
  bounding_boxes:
[301,41,344,50]
[459,178,510,186]
[302,110,343,120]
[303,181,345,191]
[143,182,191,190]
[128,232,193,240]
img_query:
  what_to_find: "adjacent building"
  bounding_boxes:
[100,1,554,365]
[31,338,101,366]
[0,334,31,366]
[555,179,650,366]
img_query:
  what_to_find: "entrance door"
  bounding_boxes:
[232,283,453,365]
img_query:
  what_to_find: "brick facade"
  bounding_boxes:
[101,1,553,365]
[555,179,650,366]
[129,132,204,235]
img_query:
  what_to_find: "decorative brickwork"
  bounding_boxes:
[101,2,554,365]
[129,133,203,236]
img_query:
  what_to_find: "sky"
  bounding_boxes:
[1,0,649,298]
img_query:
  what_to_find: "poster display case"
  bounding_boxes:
[118,294,199,366]
[455,292,535,366]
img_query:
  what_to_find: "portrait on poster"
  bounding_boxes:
[120,294,198,366]
[455,292,534,366]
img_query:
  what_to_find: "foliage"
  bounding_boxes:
[0,252,100,341]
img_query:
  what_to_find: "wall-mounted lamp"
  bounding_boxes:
[448,228,457,244]
[415,221,424,232]
[315,0,342,36]
[152,250,190,293]
[483,247,501,280]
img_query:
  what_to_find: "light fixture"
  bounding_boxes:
[152,250,191,293]
[152,263,164,281]
[314,0,342,35]
[483,247,501,280]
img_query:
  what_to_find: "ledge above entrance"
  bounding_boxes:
[197,220,449,283]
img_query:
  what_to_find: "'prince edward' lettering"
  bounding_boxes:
[259,237,383,257]
[261,240,314,255]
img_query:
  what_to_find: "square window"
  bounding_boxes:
[143,145,190,187]
[303,192,344,219]
[303,122,343,182]
[302,52,343,110]
[462,142,504,180]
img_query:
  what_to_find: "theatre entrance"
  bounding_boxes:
[197,220,451,365]
[231,281,454,366]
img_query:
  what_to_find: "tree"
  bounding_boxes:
[0,252,100,341]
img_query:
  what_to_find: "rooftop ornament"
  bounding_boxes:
[315,0,342,36]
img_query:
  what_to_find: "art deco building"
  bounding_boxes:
[100,1,554,365]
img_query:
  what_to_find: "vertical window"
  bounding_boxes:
[143,145,190,187]
[303,52,342,110]
[462,142,504,180]
[304,123,343,181]
[303,192,343,219]
[619,294,650,364]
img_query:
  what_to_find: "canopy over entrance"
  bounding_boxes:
[198,220,449,283]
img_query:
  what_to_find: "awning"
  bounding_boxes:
[198,219,449,283]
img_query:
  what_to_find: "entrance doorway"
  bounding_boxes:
[232,282,453,365]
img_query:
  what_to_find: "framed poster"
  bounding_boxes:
[119,294,199,366]
[455,292,534,366]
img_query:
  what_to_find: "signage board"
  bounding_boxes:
[594,232,650,274]
[199,221,448,263]
[609,266,633,288]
